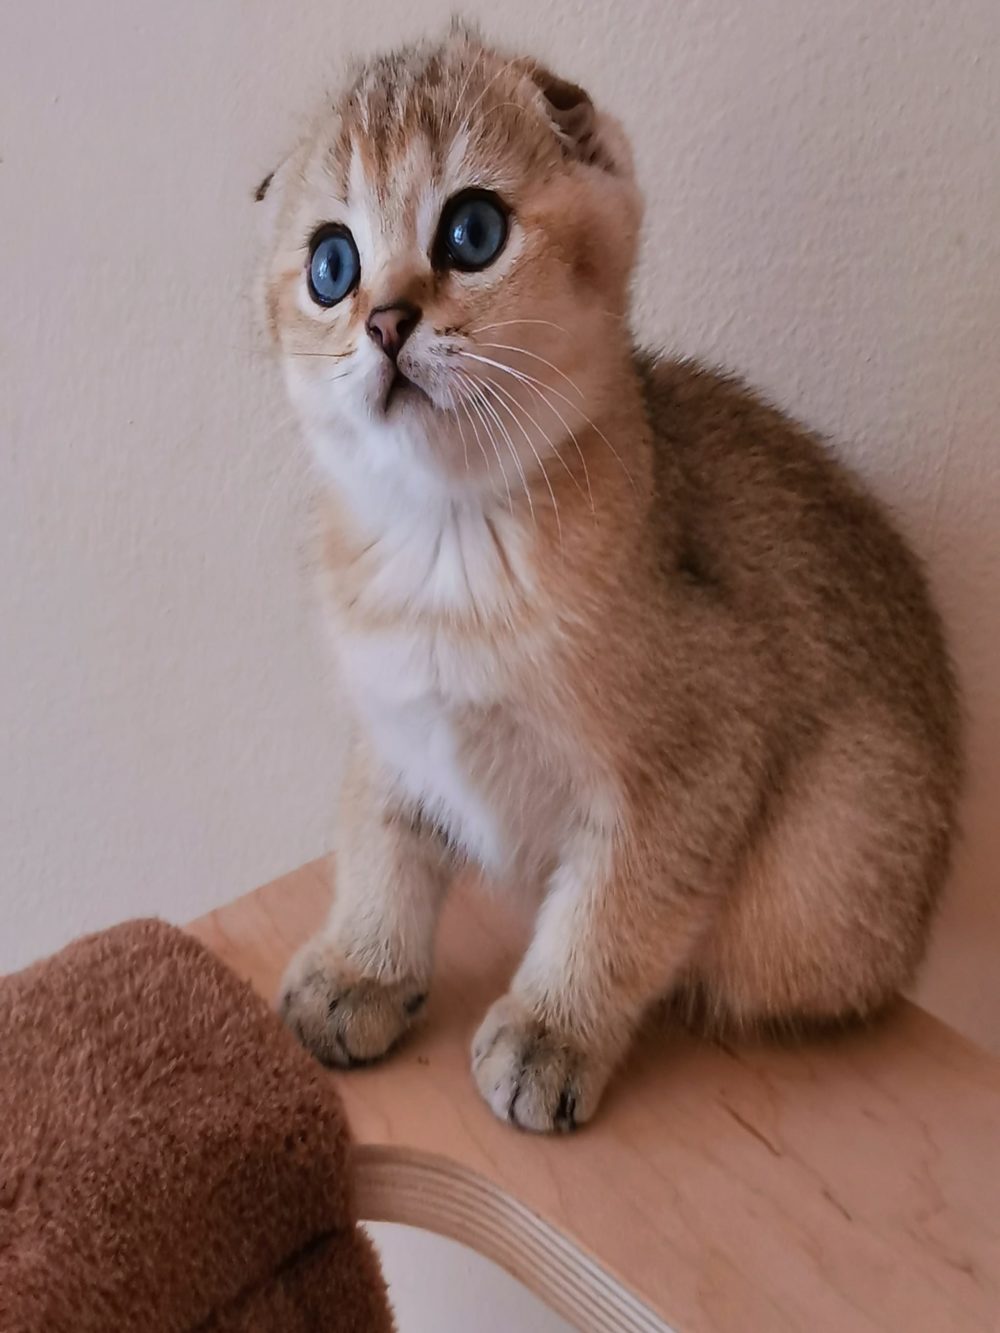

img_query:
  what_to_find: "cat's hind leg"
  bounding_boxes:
[685,719,953,1036]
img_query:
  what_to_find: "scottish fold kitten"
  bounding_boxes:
[264,28,961,1131]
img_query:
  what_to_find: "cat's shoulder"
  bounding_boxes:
[636,350,807,451]
[634,347,857,498]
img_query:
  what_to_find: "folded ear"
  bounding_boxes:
[251,145,302,346]
[528,64,633,178]
[253,169,275,202]
[252,145,297,215]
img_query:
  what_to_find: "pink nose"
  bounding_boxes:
[366,303,421,361]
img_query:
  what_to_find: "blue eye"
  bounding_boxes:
[439,192,508,271]
[307,226,360,306]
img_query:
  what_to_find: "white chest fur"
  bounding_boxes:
[336,623,507,869]
[325,479,544,872]
[316,434,587,877]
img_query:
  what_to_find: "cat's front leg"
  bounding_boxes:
[472,823,715,1132]
[279,737,451,1066]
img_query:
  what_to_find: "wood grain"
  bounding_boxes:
[189,861,1000,1333]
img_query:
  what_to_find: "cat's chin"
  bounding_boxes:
[381,368,432,416]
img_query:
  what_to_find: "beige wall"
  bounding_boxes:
[2,0,998,1057]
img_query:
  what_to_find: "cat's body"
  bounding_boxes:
[268,29,960,1130]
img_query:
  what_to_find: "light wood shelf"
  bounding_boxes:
[189,860,1000,1333]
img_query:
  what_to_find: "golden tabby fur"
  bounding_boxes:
[266,27,961,1131]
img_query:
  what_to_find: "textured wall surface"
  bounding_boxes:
[2,0,999,1061]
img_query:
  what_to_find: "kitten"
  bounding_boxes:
[265,28,961,1132]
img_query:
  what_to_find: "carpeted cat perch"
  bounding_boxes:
[0,919,394,1333]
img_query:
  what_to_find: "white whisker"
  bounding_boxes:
[453,388,493,489]
[457,350,637,492]
[454,369,514,516]
[448,387,471,472]
[456,399,487,481]
[477,378,562,546]
[469,318,572,338]
[469,376,535,527]
[453,403,470,474]
[474,341,585,403]
[481,371,594,514]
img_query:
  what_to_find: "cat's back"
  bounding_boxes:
[639,355,959,756]
[641,354,896,579]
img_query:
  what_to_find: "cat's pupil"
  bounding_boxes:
[322,250,341,281]
[460,216,482,248]
[440,194,508,271]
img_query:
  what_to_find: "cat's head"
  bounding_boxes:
[262,28,642,495]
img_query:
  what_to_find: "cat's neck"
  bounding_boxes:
[315,433,540,625]
[309,361,650,627]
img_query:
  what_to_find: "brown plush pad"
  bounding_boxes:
[0,919,393,1333]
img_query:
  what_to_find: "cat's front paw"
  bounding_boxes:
[278,938,427,1068]
[471,995,610,1133]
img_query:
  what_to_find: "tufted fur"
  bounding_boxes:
[266,27,962,1132]
[0,920,393,1330]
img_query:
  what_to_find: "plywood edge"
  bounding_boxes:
[352,1143,673,1333]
